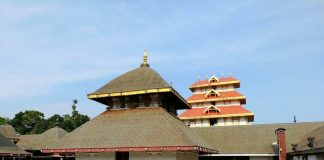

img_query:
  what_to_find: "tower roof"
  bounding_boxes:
[178,106,254,121]
[186,91,246,104]
[90,65,171,95]
[88,51,190,109]
[189,77,240,91]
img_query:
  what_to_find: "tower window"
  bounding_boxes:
[210,118,217,126]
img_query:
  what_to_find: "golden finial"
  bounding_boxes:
[144,49,148,65]
[141,49,149,67]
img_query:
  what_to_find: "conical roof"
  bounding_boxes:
[43,108,217,154]
[88,52,191,109]
[91,65,171,95]
[17,126,68,150]
[0,125,19,140]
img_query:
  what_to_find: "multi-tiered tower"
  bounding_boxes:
[178,75,254,127]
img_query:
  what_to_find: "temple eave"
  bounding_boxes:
[189,80,241,90]
[187,96,246,103]
[179,113,255,120]
[88,88,173,98]
[42,146,218,154]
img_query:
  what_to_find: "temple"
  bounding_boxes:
[178,75,254,127]
[42,51,218,160]
[1,52,324,160]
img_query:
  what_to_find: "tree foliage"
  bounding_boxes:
[0,117,9,125]
[6,100,90,134]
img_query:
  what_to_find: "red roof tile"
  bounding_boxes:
[178,106,253,119]
[187,91,244,102]
[190,77,239,88]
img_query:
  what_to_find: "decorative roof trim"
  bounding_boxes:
[188,96,246,103]
[205,89,220,98]
[42,146,218,154]
[179,113,255,120]
[190,80,240,89]
[88,88,172,98]
[208,76,219,83]
[88,87,191,109]
[204,105,221,113]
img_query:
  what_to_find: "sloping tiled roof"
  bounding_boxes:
[43,108,217,154]
[178,106,254,120]
[193,122,324,154]
[187,91,245,103]
[87,65,191,109]
[17,126,68,151]
[0,125,18,140]
[90,66,171,95]
[190,77,239,89]
[295,125,324,152]
[0,133,31,157]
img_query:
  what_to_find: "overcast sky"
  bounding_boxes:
[0,0,323,124]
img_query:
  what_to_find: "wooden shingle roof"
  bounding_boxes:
[193,122,324,154]
[88,64,191,109]
[91,66,171,95]
[0,133,31,157]
[43,108,218,154]
[295,125,324,152]
[0,125,18,140]
[17,126,68,151]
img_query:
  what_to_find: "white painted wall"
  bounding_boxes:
[215,100,241,106]
[193,84,235,94]
[309,155,317,160]
[185,117,249,127]
[191,100,241,108]
[293,155,299,160]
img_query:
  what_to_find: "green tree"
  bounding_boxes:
[46,114,64,129]
[33,118,47,134]
[9,110,45,134]
[8,100,90,134]
[63,100,90,131]
[62,114,74,132]
[8,112,26,134]
[0,117,9,125]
